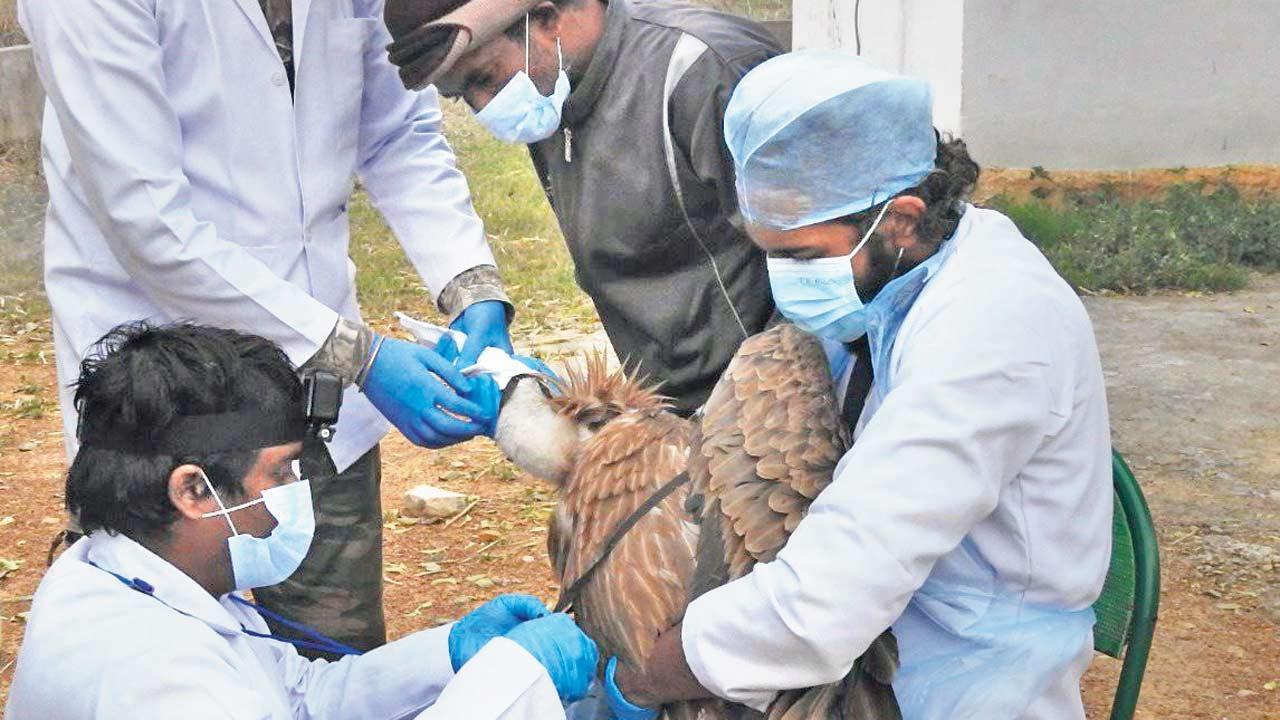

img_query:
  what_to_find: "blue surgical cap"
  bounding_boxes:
[725,50,937,231]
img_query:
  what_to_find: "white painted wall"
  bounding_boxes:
[793,0,964,132]
[0,45,43,146]
[791,0,1280,169]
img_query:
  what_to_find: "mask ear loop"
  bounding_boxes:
[524,14,531,73]
[199,470,240,536]
[847,198,895,261]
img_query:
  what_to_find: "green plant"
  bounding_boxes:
[351,103,595,338]
[988,182,1279,293]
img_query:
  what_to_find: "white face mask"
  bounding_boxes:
[765,201,896,342]
[200,465,315,592]
[474,16,570,143]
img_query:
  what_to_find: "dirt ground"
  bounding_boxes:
[976,165,1280,205]
[0,281,1276,717]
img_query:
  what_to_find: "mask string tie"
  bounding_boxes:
[200,470,240,536]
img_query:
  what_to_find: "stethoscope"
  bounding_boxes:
[89,561,362,657]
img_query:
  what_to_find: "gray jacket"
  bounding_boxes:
[530,0,780,415]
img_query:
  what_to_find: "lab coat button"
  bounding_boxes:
[271,72,287,87]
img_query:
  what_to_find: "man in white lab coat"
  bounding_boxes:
[603,53,1113,720]
[18,0,513,653]
[5,322,597,720]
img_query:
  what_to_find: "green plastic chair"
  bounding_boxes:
[1091,450,1160,720]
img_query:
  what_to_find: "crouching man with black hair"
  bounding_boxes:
[5,322,596,720]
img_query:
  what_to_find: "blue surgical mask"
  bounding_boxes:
[201,469,315,591]
[474,18,570,144]
[766,201,895,342]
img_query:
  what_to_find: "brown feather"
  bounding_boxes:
[514,328,897,720]
[688,324,901,719]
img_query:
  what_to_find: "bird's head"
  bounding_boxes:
[494,351,670,486]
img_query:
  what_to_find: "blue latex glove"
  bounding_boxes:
[437,334,501,436]
[451,300,513,368]
[514,354,561,382]
[505,613,599,703]
[359,335,488,449]
[604,657,659,720]
[464,374,501,437]
[449,594,549,672]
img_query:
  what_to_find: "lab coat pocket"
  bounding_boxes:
[233,239,307,283]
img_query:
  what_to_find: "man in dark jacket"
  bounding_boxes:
[385,0,780,415]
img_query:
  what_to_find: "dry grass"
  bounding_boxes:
[691,0,791,19]
[0,0,23,47]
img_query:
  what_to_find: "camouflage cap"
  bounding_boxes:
[385,0,542,91]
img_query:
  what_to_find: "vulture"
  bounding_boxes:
[493,324,900,720]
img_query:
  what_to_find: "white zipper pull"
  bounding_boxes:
[563,128,573,163]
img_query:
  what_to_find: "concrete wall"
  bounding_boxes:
[0,45,42,146]
[961,0,1280,170]
[794,0,963,132]
[792,0,1280,170]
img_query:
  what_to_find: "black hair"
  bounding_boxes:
[840,134,981,244]
[67,322,302,540]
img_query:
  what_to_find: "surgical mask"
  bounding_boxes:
[474,17,570,144]
[766,201,896,342]
[201,469,315,591]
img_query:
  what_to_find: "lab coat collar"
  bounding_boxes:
[560,0,628,127]
[291,0,314,66]
[84,531,246,637]
[230,0,281,55]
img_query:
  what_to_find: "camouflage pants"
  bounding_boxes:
[253,441,386,659]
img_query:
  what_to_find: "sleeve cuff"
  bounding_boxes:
[301,316,373,386]
[436,264,513,323]
[681,583,779,712]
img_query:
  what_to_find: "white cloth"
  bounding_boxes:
[395,313,533,388]
[4,533,564,720]
[681,207,1113,719]
[18,0,494,472]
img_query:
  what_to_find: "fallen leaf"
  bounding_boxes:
[1243,306,1256,314]
[383,562,408,575]
[477,529,503,543]
[420,562,443,575]
[17,441,37,452]
[0,558,22,580]
[405,601,435,617]
[1264,680,1277,691]
[0,517,13,526]
[1216,602,1241,611]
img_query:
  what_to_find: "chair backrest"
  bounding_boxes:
[1092,451,1160,720]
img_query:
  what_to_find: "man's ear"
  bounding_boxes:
[530,1,563,31]
[885,195,928,252]
[169,464,213,521]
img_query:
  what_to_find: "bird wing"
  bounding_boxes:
[689,324,901,720]
[690,323,849,581]
[556,410,698,667]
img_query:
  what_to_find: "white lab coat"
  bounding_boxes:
[19,0,493,471]
[682,207,1113,719]
[4,532,564,719]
